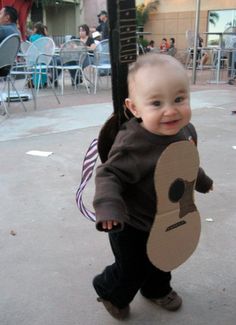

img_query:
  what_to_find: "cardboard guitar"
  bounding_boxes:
[147,140,200,272]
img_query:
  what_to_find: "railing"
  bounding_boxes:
[52,35,66,47]
[184,46,236,83]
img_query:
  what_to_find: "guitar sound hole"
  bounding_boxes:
[169,178,185,202]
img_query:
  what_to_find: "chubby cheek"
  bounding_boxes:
[183,106,192,125]
[142,115,161,132]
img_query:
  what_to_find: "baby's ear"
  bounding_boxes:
[125,98,139,118]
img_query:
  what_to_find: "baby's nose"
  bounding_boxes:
[163,105,176,115]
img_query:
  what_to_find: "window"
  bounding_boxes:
[207,9,236,46]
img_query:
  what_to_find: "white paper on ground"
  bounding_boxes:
[232,146,236,150]
[206,218,214,222]
[26,150,53,157]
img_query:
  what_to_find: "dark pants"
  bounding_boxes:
[68,55,92,81]
[93,224,172,309]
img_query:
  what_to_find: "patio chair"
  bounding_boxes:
[55,39,90,95]
[11,37,60,108]
[0,33,27,116]
[20,40,31,54]
[90,39,111,94]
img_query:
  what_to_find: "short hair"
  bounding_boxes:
[4,6,18,23]
[127,53,188,94]
[97,10,108,17]
[79,24,90,36]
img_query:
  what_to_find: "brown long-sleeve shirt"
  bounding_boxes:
[93,118,213,232]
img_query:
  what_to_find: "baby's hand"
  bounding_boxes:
[102,220,119,231]
[205,185,213,193]
[208,185,213,192]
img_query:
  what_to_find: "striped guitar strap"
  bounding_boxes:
[75,139,98,222]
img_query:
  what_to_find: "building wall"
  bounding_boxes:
[45,4,77,36]
[144,0,236,50]
[43,0,107,39]
[82,0,107,29]
[44,0,235,49]
[145,0,236,12]
[145,10,208,50]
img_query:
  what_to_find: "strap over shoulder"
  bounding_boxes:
[185,123,198,145]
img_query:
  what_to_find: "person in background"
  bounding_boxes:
[160,38,170,53]
[29,22,59,88]
[69,24,96,86]
[168,37,177,57]
[0,6,19,114]
[96,10,109,40]
[28,22,47,87]
[146,40,155,52]
[198,36,209,68]
[79,24,96,51]
[29,22,46,42]
[0,6,20,43]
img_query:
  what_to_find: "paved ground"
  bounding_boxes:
[0,76,236,325]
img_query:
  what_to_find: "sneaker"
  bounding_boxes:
[151,290,182,311]
[97,297,130,320]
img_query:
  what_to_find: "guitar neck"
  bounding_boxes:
[107,0,137,116]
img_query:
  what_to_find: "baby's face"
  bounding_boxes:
[126,64,191,136]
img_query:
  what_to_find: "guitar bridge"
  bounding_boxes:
[166,220,186,232]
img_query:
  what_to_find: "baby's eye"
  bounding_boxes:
[152,100,161,107]
[175,96,184,103]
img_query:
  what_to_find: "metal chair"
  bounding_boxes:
[90,40,111,94]
[11,37,60,108]
[0,33,27,116]
[15,40,31,67]
[20,40,31,54]
[55,39,90,95]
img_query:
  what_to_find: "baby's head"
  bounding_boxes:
[125,53,191,136]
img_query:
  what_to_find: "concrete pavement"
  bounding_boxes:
[0,88,236,325]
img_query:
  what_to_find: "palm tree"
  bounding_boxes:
[209,11,219,26]
[136,1,159,27]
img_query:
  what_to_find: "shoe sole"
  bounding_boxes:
[97,297,130,320]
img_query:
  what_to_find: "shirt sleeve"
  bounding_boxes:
[86,37,95,46]
[195,167,213,193]
[93,145,140,232]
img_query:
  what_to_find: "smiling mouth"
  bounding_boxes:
[161,119,180,125]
